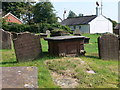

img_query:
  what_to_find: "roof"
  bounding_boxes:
[2,12,23,23]
[61,15,97,25]
[114,24,120,29]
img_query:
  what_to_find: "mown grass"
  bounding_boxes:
[0,34,119,88]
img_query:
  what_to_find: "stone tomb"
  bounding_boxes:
[98,34,120,60]
[0,29,12,49]
[1,67,38,88]
[13,32,42,62]
[44,36,86,56]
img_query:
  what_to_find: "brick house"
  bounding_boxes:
[3,12,23,24]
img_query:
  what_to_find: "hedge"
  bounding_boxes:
[2,22,71,33]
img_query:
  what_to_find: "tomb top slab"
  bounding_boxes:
[1,66,38,88]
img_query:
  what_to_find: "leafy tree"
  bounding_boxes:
[2,2,34,24]
[67,10,77,18]
[20,2,35,24]
[33,2,57,24]
[2,2,26,18]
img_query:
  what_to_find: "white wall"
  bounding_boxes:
[89,15,113,34]
[118,1,120,23]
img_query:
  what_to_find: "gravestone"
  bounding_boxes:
[73,29,81,36]
[98,34,120,60]
[46,30,51,35]
[0,29,12,49]
[1,67,38,88]
[13,32,42,62]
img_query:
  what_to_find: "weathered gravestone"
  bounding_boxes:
[1,67,38,88]
[0,29,12,49]
[73,29,81,36]
[46,30,51,35]
[98,34,120,60]
[13,32,42,62]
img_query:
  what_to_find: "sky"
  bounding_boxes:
[49,0,120,22]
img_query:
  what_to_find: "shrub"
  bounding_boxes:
[2,22,71,33]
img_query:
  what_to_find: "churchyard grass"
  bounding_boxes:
[0,34,119,88]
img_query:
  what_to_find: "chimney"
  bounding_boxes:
[96,7,99,16]
[96,1,100,16]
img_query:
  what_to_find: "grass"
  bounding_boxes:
[46,57,118,88]
[0,34,119,88]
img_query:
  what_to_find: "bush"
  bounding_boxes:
[50,28,70,37]
[2,22,71,33]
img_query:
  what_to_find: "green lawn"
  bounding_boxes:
[0,34,119,88]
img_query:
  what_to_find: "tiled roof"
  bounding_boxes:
[61,15,97,25]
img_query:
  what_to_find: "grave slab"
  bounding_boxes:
[1,67,38,88]
[0,29,12,49]
[13,32,42,62]
[98,34,120,60]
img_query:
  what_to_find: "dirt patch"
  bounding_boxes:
[51,71,79,88]
[45,57,96,88]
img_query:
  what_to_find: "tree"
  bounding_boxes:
[67,10,77,18]
[2,2,26,18]
[108,18,117,28]
[20,2,35,24]
[33,2,57,24]
[2,2,34,24]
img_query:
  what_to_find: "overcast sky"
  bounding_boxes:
[49,0,119,22]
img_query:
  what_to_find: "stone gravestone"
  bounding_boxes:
[98,34,120,60]
[46,30,51,35]
[13,32,42,62]
[0,29,12,49]
[1,67,38,88]
[73,29,81,36]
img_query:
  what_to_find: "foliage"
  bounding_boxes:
[2,22,71,33]
[33,2,57,24]
[108,18,117,28]
[67,10,77,19]
[2,2,26,18]
[2,2,34,24]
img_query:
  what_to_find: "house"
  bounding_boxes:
[61,15,113,34]
[2,12,22,24]
[114,24,120,35]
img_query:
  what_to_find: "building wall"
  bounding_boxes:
[89,15,113,34]
[70,25,90,33]
[4,14,22,24]
[118,1,120,23]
